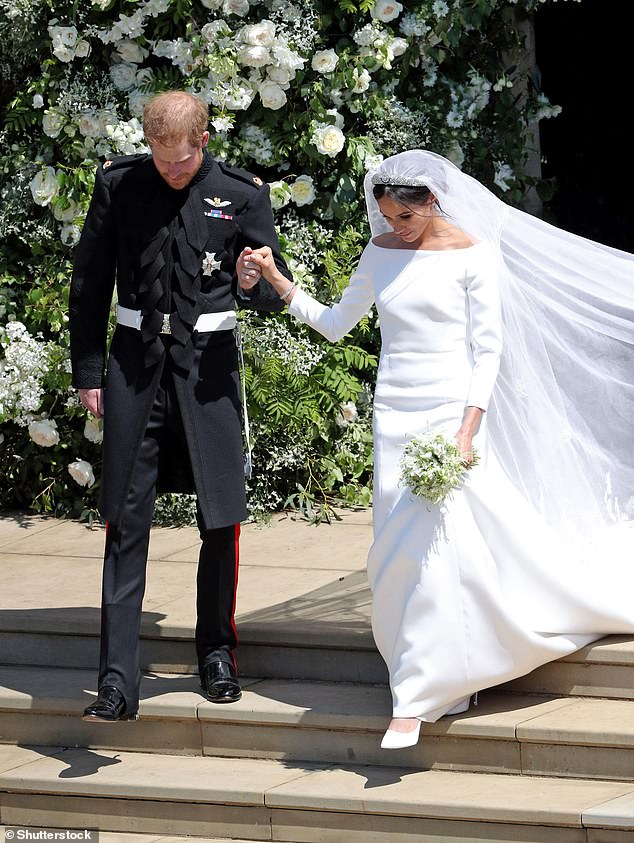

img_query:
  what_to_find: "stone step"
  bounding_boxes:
[3,666,634,781]
[0,831,259,843]
[2,744,634,843]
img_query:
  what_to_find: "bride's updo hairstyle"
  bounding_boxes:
[372,183,432,208]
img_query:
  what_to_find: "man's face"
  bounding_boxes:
[150,131,209,190]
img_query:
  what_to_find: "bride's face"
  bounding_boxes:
[377,195,435,245]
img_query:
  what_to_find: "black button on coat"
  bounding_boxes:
[69,153,291,529]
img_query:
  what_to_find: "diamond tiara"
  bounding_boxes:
[370,173,429,187]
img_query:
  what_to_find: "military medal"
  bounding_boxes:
[202,252,222,276]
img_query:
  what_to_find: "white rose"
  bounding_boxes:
[364,152,384,171]
[83,416,103,444]
[311,123,345,157]
[200,0,223,7]
[259,80,287,110]
[240,20,276,46]
[116,39,148,64]
[238,45,271,68]
[32,94,44,108]
[267,66,293,85]
[61,224,82,247]
[201,20,230,41]
[49,24,78,51]
[28,419,59,448]
[52,198,79,222]
[290,175,316,207]
[77,110,102,138]
[68,459,96,487]
[391,37,408,57]
[352,67,371,93]
[110,62,139,91]
[30,167,59,206]
[311,49,338,74]
[371,0,403,22]
[42,108,66,139]
[223,0,249,16]
[75,39,91,58]
[336,401,358,427]
[268,180,292,210]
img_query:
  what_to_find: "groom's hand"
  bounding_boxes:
[237,247,261,291]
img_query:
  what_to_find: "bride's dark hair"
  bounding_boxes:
[372,184,432,206]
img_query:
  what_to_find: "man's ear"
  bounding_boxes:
[201,130,210,148]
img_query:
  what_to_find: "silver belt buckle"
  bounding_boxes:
[160,313,171,335]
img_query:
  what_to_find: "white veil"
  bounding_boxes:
[364,150,634,548]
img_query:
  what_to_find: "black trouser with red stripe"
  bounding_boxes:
[98,364,240,715]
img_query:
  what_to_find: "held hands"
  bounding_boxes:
[79,388,104,419]
[237,246,262,291]
[237,246,296,303]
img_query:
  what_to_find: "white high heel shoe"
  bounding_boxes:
[380,719,421,749]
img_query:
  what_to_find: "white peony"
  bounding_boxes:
[42,109,66,139]
[28,419,59,448]
[77,110,103,138]
[32,94,44,108]
[238,45,271,68]
[110,62,139,91]
[83,416,103,444]
[201,20,230,41]
[336,401,358,427]
[267,66,294,86]
[290,175,316,207]
[30,167,59,206]
[61,224,82,247]
[259,81,287,110]
[116,39,148,64]
[240,20,276,46]
[268,180,292,210]
[311,123,345,158]
[223,0,249,16]
[68,459,96,487]
[371,0,403,22]
[311,49,338,74]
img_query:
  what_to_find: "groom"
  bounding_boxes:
[70,90,292,721]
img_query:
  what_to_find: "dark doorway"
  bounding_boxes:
[535,0,633,251]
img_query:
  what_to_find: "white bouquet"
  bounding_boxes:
[399,429,479,505]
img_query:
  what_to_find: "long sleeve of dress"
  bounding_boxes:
[288,247,375,342]
[465,246,503,411]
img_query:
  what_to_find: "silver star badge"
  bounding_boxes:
[202,252,222,276]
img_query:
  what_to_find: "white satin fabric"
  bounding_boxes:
[289,240,634,721]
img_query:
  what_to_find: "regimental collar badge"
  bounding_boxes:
[205,196,231,208]
[202,252,222,276]
[253,176,263,186]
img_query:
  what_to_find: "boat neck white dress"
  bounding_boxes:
[288,239,634,721]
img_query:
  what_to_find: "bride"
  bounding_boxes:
[237,150,634,749]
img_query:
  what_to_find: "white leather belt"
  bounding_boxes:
[116,304,237,334]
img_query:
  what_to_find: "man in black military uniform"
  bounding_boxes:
[70,90,291,722]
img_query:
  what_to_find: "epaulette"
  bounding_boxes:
[100,153,150,174]
[217,160,265,190]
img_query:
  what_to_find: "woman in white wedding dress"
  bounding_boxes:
[237,150,634,749]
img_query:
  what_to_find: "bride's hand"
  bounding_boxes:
[456,430,475,465]
[245,246,278,283]
[237,247,261,290]
[456,406,483,464]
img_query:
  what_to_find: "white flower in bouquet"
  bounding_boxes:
[28,418,60,448]
[32,94,44,109]
[240,20,276,47]
[311,49,338,74]
[371,0,403,23]
[68,459,96,488]
[391,36,408,57]
[352,67,371,93]
[61,224,82,247]
[223,0,250,17]
[268,180,292,210]
[259,80,287,110]
[290,175,316,207]
[83,416,104,444]
[336,401,358,427]
[42,108,66,139]
[110,62,140,91]
[311,122,345,158]
[30,168,59,207]
[116,38,149,64]
[238,45,271,68]
[399,429,479,506]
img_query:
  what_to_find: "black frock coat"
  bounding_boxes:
[69,153,290,530]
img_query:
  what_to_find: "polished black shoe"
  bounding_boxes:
[82,685,138,722]
[201,660,242,703]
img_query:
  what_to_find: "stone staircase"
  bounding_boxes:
[1,514,634,841]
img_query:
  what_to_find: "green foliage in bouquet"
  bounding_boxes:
[0,0,565,522]
[400,429,479,506]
